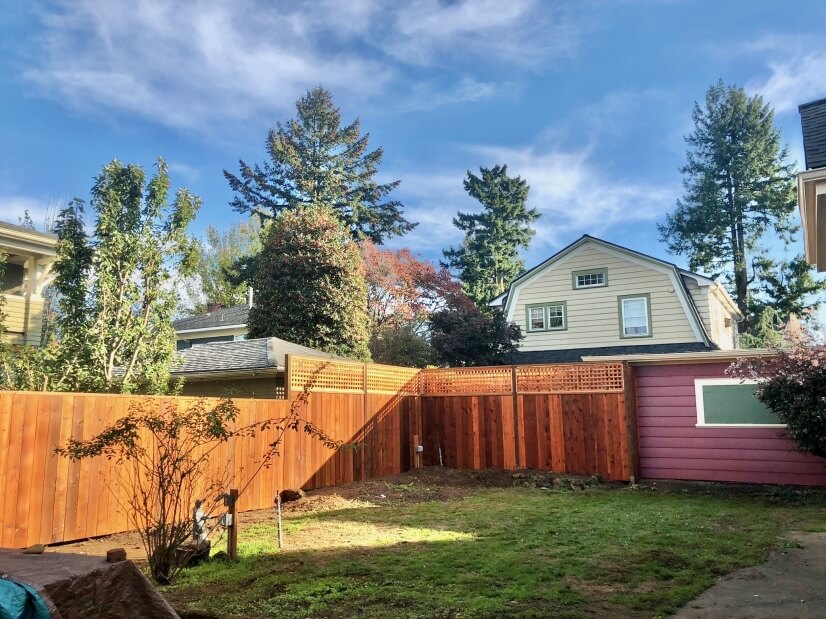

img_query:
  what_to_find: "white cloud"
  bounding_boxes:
[23,0,585,131]
[390,142,675,262]
[402,77,500,112]
[748,51,826,114]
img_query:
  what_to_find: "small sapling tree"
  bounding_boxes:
[57,374,340,584]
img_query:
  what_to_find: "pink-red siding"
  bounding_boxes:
[636,362,826,486]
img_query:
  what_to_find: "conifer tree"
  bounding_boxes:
[659,81,821,328]
[225,87,414,243]
[443,165,538,305]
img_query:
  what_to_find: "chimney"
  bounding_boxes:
[206,301,224,313]
[247,286,254,308]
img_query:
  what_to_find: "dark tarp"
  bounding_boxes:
[0,550,179,618]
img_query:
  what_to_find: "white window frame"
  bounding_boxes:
[575,271,606,289]
[620,296,650,338]
[694,378,786,428]
[546,303,566,330]
[527,306,546,332]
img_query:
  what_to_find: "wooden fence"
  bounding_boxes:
[419,364,638,482]
[0,357,636,548]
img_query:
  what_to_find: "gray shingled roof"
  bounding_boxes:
[171,337,345,375]
[800,98,826,170]
[172,305,249,331]
[507,342,714,365]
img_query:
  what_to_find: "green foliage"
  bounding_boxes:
[48,159,201,393]
[429,301,522,366]
[659,81,800,327]
[369,323,434,368]
[186,219,263,311]
[443,164,539,305]
[225,87,414,243]
[738,306,786,349]
[749,254,826,323]
[248,206,371,361]
[731,341,826,458]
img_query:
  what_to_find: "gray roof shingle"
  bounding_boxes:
[171,337,347,375]
[172,305,249,331]
[800,98,826,170]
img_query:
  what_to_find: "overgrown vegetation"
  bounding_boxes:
[164,485,826,618]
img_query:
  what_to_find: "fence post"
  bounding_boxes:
[283,353,292,401]
[623,363,641,483]
[511,366,521,469]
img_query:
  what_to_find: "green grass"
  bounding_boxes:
[163,486,826,619]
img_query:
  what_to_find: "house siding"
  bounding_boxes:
[179,375,284,399]
[1,294,44,346]
[512,245,699,352]
[682,278,737,350]
[636,363,826,486]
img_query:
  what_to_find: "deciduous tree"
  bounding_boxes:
[225,87,414,243]
[185,219,263,312]
[443,165,539,305]
[248,206,371,360]
[51,159,200,393]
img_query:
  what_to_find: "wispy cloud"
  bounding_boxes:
[748,51,826,114]
[402,77,501,112]
[22,0,585,132]
[391,143,675,262]
[0,195,62,228]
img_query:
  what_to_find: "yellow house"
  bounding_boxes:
[0,221,57,346]
[490,235,742,363]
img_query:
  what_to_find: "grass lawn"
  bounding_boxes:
[163,476,826,619]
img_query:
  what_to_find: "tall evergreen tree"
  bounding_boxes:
[248,206,371,361]
[443,165,539,305]
[659,81,817,326]
[225,87,414,243]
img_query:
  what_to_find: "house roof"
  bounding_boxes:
[508,342,715,365]
[0,220,57,256]
[171,336,346,377]
[172,305,249,332]
[800,98,826,170]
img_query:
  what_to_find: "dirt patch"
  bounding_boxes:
[45,467,525,559]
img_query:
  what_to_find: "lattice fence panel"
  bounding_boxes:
[289,356,365,394]
[516,363,624,393]
[366,364,421,394]
[421,366,513,396]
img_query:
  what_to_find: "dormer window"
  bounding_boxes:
[573,268,607,289]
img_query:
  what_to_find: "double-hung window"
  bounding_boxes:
[526,302,567,332]
[619,295,651,338]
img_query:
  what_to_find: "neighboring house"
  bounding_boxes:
[172,303,249,350]
[797,98,826,272]
[489,235,742,363]
[0,221,57,346]
[171,336,344,398]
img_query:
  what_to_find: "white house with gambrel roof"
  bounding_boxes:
[490,235,742,363]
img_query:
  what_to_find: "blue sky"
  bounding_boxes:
[1,0,825,274]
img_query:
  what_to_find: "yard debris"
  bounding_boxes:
[279,488,305,503]
[106,548,127,563]
[511,470,608,491]
[22,544,45,555]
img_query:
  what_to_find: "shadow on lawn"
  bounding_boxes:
[163,488,818,619]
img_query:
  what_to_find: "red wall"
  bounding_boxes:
[636,362,826,486]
